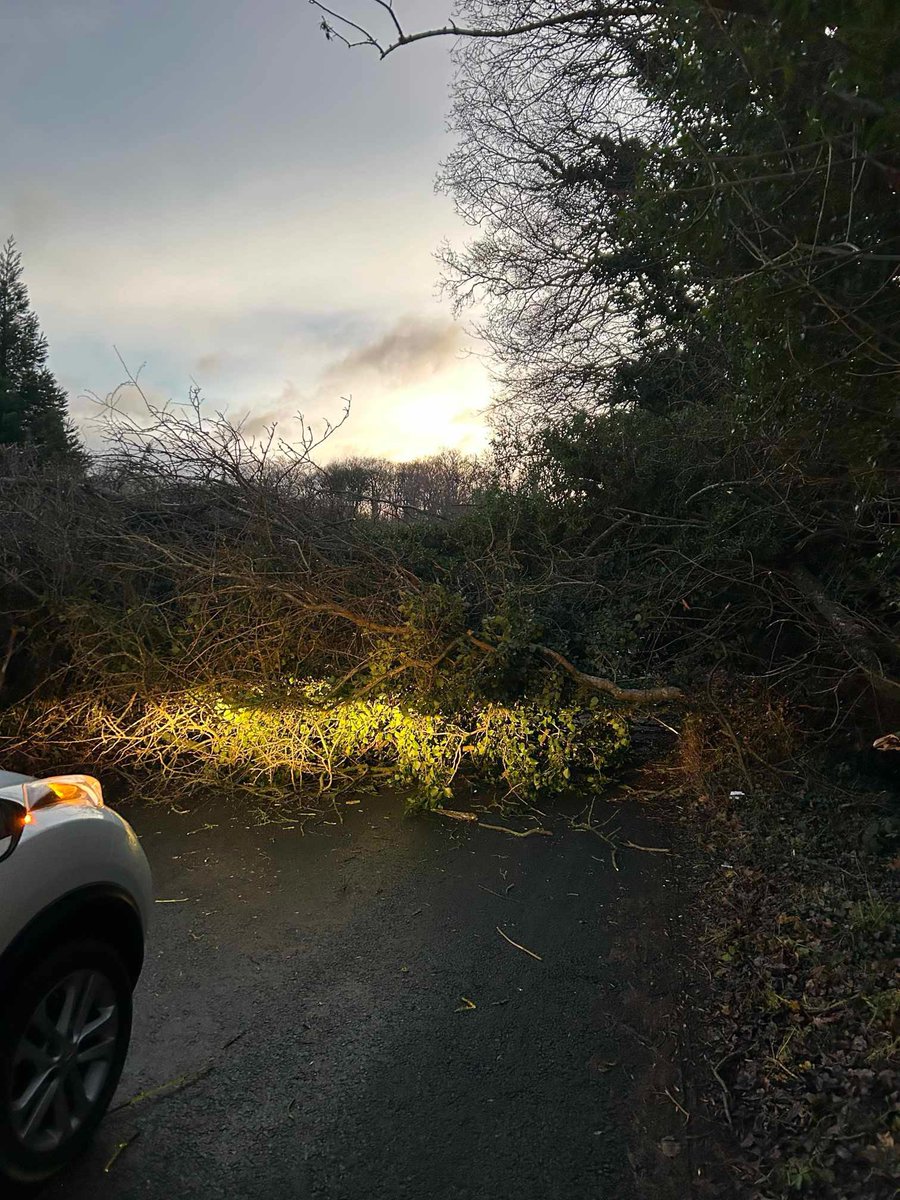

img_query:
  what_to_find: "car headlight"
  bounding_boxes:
[22,775,104,812]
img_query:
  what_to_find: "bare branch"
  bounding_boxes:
[536,646,684,704]
[309,1,767,58]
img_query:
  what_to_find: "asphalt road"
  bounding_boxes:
[40,789,690,1200]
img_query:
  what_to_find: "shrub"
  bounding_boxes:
[0,684,629,809]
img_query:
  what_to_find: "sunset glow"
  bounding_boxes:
[0,0,492,461]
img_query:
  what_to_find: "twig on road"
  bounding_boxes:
[104,1129,141,1173]
[112,1063,214,1114]
[479,823,551,838]
[711,1056,734,1128]
[111,1027,246,1115]
[478,884,518,901]
[664,1087,691,1122]
[571,803,621,870]
[496,926,543,961]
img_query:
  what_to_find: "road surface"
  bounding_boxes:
[39,789,690,1199]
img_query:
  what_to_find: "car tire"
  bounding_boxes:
[0,938,133,1185]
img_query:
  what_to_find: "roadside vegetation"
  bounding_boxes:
[692,782,898,1198]
[0,2,897,1196]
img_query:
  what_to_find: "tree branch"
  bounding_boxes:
[537,645,684,703]
[465,631,683,704]
[273,590,409,636]
[309,1,766,59]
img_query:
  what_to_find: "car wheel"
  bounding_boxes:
[0,938,133,1185]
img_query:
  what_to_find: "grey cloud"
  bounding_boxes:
[193,353,224,377]
[321,319,465,391]
[4,185,61,242]
[238,381,305,439]
[238,409,286,439]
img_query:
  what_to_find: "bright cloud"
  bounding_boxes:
[0,0,494,463]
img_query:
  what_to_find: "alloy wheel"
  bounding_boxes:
[8,969,120,1154]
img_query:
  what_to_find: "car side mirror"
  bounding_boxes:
[0,796,27,864]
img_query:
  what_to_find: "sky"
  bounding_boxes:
[0,0,492,461]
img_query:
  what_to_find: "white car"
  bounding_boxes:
[0,770,152,1185]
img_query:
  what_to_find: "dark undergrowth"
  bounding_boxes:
[671,733,899,1200]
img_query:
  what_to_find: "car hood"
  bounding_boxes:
[0,770,34,789]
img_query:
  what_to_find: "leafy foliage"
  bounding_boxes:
[2,683,628,809]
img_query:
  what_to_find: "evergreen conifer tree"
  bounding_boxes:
[0,236,83,460]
